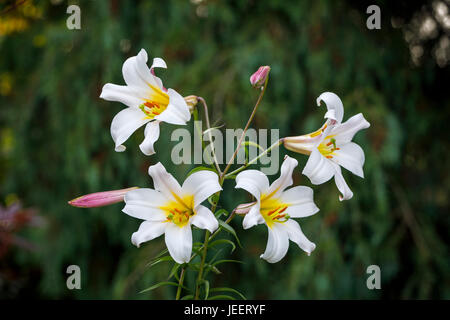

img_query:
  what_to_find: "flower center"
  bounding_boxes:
[160,195,195,228]
[318,137,340,159]
[260,196,290,228]
[139,84,170,119]
[139,101,166,118]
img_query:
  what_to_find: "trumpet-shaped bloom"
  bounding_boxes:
[122,163,221,264]
[235,156,319,263]
[283,92,370,201]
[100,49,191,155]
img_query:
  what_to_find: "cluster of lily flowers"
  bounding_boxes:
[69,49,370,265]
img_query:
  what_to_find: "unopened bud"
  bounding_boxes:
[250,66,270,89]
[184,95,198,113]
[68,187,138,208]
[234,202,256,215]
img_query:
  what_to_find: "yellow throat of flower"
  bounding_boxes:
[318,136,339,159]
[160,195,195,228]
[139,84,169,119]
[259,196,290,229]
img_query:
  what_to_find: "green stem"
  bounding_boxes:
[188,209,236,264]
[220,76,269,181]
[194,199,218,300]
[225,139,282,178]
[175,266,186,300]
[194,230,211,300]
[191,78,268,299]
[198,97,222,175]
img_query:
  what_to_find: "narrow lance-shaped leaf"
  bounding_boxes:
[218,220,242,248]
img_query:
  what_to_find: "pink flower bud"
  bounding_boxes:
[233,202,257,215]
[68,187,138,208]
[250,66,270,88]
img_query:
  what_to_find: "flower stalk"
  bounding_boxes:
[221,74,269,181]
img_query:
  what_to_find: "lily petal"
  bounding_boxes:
[100,83,142,108]
[332,142,365,178]
[123,188,168,221]
[131,221,166,248]
[150,57,167,70]
[302,149,335,185]
[242,202,264,229]
[165,223,192,264]
[182,170,222,208]
[330,113,370,145]
[155,88,191,125]
[284,219,316,255]
[139,120,161,156]
[282,133,323,155]
[122,49,160,91]
[148,163,183,202]
[266,156,298,199]
[110,107,150,152]
[316,92,344,124]
[332,163,354,201]
[191,205,219,233]
[260,223,290,263]
[280,186,319,218]
[235,170,270,201]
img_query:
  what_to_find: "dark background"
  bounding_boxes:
[0,0,448,299]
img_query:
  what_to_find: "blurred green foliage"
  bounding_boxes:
[0,0,448,299]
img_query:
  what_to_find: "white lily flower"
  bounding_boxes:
[100,49,191,155]
[235,156,319,263]
[122,163,221,264]
[283,92,370,201]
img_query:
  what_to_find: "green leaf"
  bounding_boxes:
[210,287,247,300]
[198,279,210,300]
[241,140,265,153]
[188,262,200,271]
[208,193,220,206]
[214,209,229,219]
[210,266,222,275]
[207,295,236,300]
[212,259,244,267]
[218,220,242,248]
[140,281,188,294]
[208,239,236,253]
[186,166,217,178]
[203,124,224,136]
[192,246,203,255]
[146,255,173,268]
[180,294,194,300]
[193,241,204,248]
[208,248,224,264]
[149,249,169,262]
[167,263,181,280]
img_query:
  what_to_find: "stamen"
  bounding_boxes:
[278,206,288,214]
